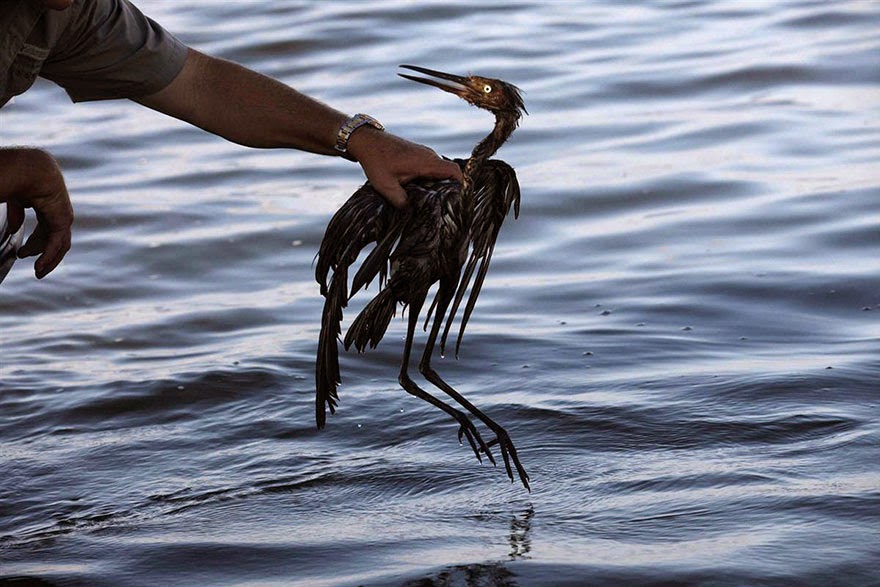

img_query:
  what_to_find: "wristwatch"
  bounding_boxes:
[334,113,384,160]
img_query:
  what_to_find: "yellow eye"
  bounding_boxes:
[483,84,492,93]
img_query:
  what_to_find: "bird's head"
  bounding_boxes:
[399,65,526,119]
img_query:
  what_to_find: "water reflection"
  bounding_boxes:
[403,564,516,587]
[404,505,534,586]
[507,505,534,560]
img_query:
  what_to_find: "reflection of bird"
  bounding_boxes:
[315,65,528,489]
[508,505,535,559]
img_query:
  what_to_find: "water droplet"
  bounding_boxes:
[681,326,692,331]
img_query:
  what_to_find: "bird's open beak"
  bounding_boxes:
[398,65,471,99]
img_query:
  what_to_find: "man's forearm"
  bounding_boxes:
[136,49,347,153]
[135,48,463,208]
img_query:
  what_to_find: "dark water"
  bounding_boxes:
[2,1,879,585]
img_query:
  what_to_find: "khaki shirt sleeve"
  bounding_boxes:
[39,0,188,103]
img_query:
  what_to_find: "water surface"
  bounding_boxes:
[2,1,879,585]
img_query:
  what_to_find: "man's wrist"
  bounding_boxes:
[347,125,388,164]
[334,113,384,161]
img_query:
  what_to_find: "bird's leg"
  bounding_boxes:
[420,282,497,464]
[419,283,530,490]
[397,290,488,464]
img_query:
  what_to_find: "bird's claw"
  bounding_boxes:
[457,425,480,462]
[491,429,530,491]
[480,438,500,450]
[455,415,496,466]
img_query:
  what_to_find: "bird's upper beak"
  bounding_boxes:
[398,65,473,99]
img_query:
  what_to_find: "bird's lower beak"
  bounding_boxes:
[398,65,470,98]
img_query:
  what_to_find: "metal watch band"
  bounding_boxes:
[334,113,385,159]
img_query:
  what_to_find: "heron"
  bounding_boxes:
[314,65,529,489]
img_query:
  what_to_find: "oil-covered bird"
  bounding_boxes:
[314,65,529,489]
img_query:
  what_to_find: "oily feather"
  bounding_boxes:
[439,159,521,357]
[314,177,463,426]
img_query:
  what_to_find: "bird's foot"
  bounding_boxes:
[490,428,530,491]
[454,413,496,466]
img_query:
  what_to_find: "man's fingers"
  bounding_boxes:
[352,131,464,208]
[16,222,72,278]
[18,223,48,258]
[396,152,463,186]
[380,156,461,207]
[34,229,71,279]
[425,156,463,183]
[376,181,409,209]
[17,179,75,277]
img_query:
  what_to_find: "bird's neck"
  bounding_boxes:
[462,112,519,196]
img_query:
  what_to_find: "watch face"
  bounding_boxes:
[0,203,24,284]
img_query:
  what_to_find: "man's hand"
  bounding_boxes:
[0,148,74,279]
[348,128,463,208]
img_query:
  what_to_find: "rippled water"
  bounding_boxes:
[2,1,879,586]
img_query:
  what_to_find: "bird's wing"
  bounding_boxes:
[440,159,521,357]
[315,183,404,298]
[314,183,402,428]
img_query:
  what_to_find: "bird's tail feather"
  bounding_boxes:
[316,267,348,429]
[344,287,397,353]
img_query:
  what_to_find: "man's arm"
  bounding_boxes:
[0,149,74,279]
[135,49,462,208]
